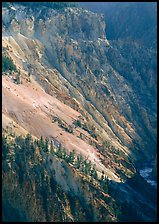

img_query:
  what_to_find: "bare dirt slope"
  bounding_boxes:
[2,74,120,182]
[2,26,123,182]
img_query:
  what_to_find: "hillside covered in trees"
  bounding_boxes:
[2,131,120,222]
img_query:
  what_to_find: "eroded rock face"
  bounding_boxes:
[2,4,156,164]
[2,3,157,222]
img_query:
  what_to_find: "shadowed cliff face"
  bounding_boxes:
[2,3,157,222]
[79,2,157,48]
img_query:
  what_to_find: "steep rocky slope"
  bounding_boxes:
[2,3,157,163]
[2,3,157,222]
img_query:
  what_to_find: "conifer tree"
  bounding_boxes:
[101,170,105,181]
[75,154,83,169]
[91,165,98,179]
[50,140,54,154]
[44,137,49,153]
[39,136,45,150]
[67,149,75,163]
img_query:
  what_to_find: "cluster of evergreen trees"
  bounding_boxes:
[2,133,110,193]
[2,55,16,73]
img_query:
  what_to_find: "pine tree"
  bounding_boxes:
[101,170,105,181]
[56,143,63,158]
[50,140,54,154]
[103,176,109,193]
[39,136,45,150]
[75,154,83,169]
[83,160,92,175]
[67,149,75,163]
[25,133,32,149]
[62,149,67,160]
[91,165,98,179]
[44,137,49,153]
[2,135,9,160]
